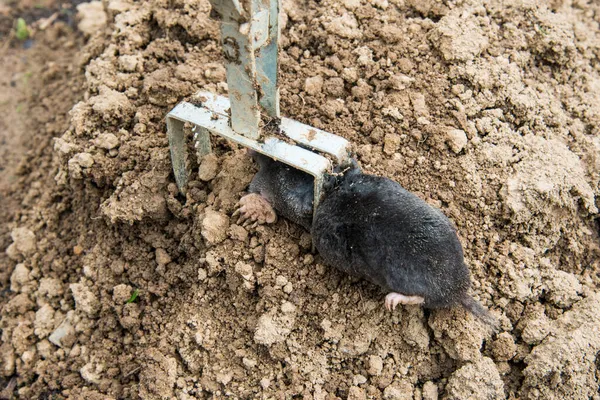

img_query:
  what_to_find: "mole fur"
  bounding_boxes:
[247,152,497,327]
[249,151,314,230]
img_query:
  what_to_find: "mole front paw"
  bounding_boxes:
[385,292,425,311]
[232,193,277,228]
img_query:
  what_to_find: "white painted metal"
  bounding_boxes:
[167,100,337,211]
[167,0,351,214]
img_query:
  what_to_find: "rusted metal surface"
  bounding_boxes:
[167,92,350,209]
[209,0,259,138]
[167,1,351,212]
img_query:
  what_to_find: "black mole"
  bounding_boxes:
[236,152,497,327]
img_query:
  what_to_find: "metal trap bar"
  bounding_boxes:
[167,92,349,211]
[167,0,350,212]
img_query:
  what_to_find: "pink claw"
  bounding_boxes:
[385,292,425,311]
[233,193,277,227]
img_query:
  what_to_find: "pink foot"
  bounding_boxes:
[232,193,277,228]
[385,292,425,311]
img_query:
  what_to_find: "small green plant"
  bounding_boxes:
[15,18,29,41]
[126,289,140,304]
[22,71,32,85]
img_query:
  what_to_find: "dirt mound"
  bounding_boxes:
[1,0,599,399]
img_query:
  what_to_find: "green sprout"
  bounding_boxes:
[126,289,140,303]
[538,25,548,36]
[22,71,32,85]
[15,18,29,41]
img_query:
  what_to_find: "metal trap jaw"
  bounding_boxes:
[166,0,350,212]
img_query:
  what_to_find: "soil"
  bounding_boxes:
[1,0,599,399]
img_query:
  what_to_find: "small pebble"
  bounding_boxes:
[353,374,367,385]
[367,355,383,376]
[155,248,172,266]
[446,129,468,154]
[260,378,270,390]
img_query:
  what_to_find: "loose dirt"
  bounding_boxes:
[1,0,599,399]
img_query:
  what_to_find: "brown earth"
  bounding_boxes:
[1,0,600,399]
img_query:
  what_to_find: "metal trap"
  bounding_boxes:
[166,0,350,212]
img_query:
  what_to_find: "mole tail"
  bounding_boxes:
[460,295,499,331]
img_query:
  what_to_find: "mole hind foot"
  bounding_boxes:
[385,292,425,311]
[233,193,277,228]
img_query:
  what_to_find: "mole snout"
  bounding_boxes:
[237,153,497,327]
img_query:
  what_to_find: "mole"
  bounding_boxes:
[235,151,497,327]
[234,151,314,230]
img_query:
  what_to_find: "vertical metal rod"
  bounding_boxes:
[255,0,280,118]
[193,126,212,159]
[209,0,261,139]
[167,117,189,192]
